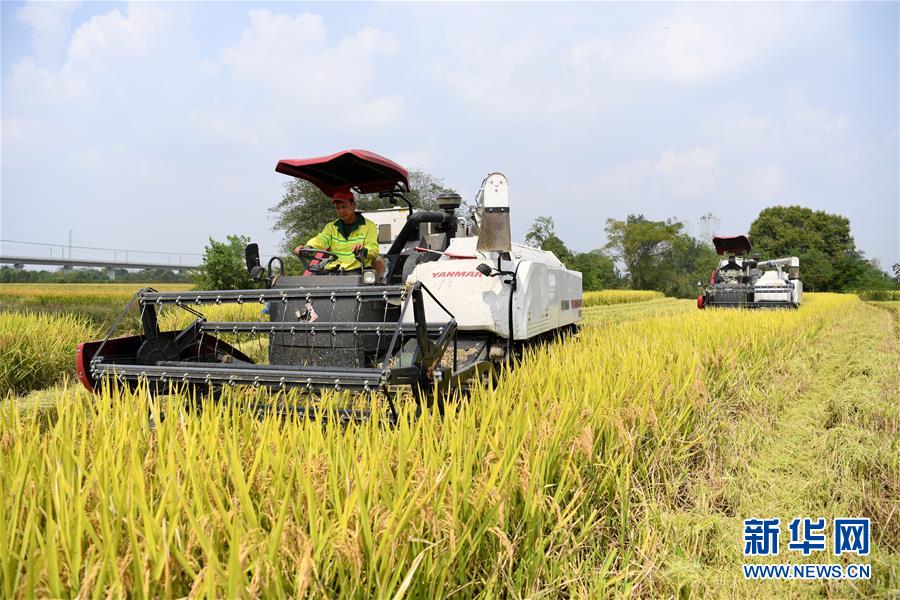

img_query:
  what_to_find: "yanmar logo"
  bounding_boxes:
[432,270,484,278]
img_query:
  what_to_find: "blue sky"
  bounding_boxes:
[2,2,898,268]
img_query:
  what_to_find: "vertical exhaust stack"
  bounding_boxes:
[436,192,461,239]
[475,173,511,253]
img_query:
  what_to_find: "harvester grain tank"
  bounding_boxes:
[698,235,802,309]
[76,150,583,419]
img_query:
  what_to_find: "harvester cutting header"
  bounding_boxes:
[698,235,802,309]
[77,150,583,419]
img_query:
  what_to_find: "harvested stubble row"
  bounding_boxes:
[0,294,863,597]
[582,297,694,325]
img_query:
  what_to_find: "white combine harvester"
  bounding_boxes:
[77,150,583,419]
[698,235,802,309]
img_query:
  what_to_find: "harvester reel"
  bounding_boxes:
[136,337,181,364]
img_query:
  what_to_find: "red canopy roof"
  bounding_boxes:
[713,235,752,256]
[275,149,410,197]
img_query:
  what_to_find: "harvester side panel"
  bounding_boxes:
[404,251,583,340]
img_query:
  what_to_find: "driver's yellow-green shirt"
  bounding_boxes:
[305,213,379,271]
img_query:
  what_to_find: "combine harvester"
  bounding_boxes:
[698,235,802,309]
[76,150,583,419]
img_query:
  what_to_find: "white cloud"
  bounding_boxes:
[221,11,404,130]
[611,12,770,84]
[419,6,603,118]
[599,4,850,86]
[2,4,418,255]
[67,4,179,62]
[702,94,854,171]
[433,39,598,117]
[580,92,851,208]
[657,147,717,176]
[560,90,859,249]
[2,3,238,253]
[656,146,720,197]
[576,145,719,203]
[16,1,80,66]
[190,109,260,146]
[428,3,851,118]
[2,2,892,265]
[755,164,784,199]
[4,4,209,166]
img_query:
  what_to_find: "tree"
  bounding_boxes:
[603,214,716,297]
[525,216,573,261]
[193,235,253,290]
[525,216,622,290]
[604,215,682,290]
[749,205,856,259]
[749,205,891,291]
[270,168,454,256]
[525,216,555,247]
[570,251,622,291]
[660,233,719,298]
[833,253,894,291]
[795,249,835,292]
[0,267,191,284]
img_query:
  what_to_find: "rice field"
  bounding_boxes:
[583,297,693,325]
[0,283,191,333]
[582,289,664,306]
[0,312,94,397]
[0,285,896,597]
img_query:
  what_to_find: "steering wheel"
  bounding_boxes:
[295,247,339,273]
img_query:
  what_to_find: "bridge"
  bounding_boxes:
[0,255,200,271]
[0,239,202,273]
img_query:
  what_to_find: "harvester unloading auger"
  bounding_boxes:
[76,150,583,419]
[698,235,803,309]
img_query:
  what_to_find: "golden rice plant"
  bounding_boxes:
[156,302,268,331]
[0,311,96,396]
[0,283,188,303]
[582,290,664,307]
[0,283,191,333]
[12,282,192,295]
[0,294,855,597]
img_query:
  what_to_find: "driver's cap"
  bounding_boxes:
[332,189,354,203]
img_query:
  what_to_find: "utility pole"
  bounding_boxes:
[68,229,73,260]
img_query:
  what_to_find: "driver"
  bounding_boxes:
[718,255,742,283]
[294,189,381,273]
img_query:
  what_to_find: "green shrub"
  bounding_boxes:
[858,289,900,301]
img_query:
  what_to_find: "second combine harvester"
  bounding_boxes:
[76,150,583,418]
[698,235,802,309]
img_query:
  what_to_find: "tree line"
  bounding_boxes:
[0,267,191,284]
[524,206,896,296]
